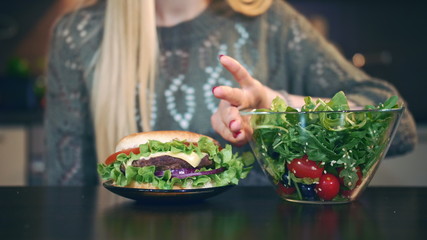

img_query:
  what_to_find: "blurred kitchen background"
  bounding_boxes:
[1,0,426,186]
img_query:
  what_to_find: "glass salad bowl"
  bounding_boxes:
[241,92,404,204]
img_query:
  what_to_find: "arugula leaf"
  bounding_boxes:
[271,96,288,112]
[327,91,350,111]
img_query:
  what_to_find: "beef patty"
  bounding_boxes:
[120,154,214,173]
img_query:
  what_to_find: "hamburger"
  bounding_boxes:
[97,130,253,189]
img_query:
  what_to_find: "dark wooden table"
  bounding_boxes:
[1,186,426,240]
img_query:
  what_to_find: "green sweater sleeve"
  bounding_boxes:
[44,13,98,185]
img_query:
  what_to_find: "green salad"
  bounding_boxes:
[249,91,402,202]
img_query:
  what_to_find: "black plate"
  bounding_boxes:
[103,181,235,203]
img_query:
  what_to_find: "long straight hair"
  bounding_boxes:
[91,0,158,162]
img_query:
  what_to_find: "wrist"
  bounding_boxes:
[261,86,283,108]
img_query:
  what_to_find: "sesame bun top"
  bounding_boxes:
[115,130,219,152]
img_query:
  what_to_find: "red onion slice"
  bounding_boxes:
[155,167,226,179]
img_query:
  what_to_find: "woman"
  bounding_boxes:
[45,0,417,185]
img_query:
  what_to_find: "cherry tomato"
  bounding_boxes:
[277,184,295,196]
[287,155,324,179]
[341,189,354,199]
[315,173,340,200]
[105,147,140,165]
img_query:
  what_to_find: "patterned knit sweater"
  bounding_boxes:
[45,0,417,185]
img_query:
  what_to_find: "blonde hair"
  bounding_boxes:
[92,0,158,162]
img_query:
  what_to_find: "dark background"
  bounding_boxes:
[0,0,54,68]
[289,0,427,123]
[1,0,426,122]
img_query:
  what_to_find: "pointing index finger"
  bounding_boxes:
[219,55,253,88]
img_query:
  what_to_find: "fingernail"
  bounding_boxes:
[233,131,241,138]
[229,120,235,129]
[218,54,224,60]
[212,86,219,94]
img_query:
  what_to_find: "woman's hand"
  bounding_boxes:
[211,55,282,146]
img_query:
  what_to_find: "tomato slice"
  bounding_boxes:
[105,147,140,165]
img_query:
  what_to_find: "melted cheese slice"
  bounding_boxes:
[127,151,207,168]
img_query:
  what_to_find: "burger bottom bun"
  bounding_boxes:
[115,130,220,152]
[112,180,215,190]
